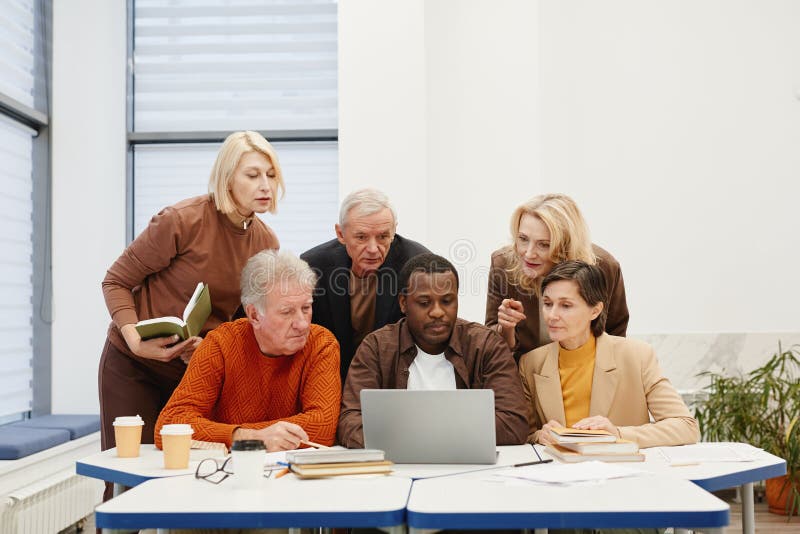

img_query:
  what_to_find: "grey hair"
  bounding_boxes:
[338,188,398,227]
[240,250,318,313]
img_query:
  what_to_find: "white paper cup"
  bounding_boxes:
[113,415,145,458]
[231,439,267,489]
[160,424,193,469]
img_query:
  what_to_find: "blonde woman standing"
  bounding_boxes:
[485,194,629,360]
[99,131,282,453]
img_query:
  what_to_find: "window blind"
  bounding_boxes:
[133,0,338,132]
[133,141,339,255]
[0,115,34,418]
[0,0,46,112]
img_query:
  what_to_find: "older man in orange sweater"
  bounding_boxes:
[155,250,341,451]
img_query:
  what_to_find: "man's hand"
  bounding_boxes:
[120,324,194,362]
[497,298,526,347]
[177,336,203,364]
[233,421,309,452]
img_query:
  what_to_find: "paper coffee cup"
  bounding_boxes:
[231,439,266,489]
[113,415,144,458]
[160,424,193,469]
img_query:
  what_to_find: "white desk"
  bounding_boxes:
[406,468,730,533]
[95,472,411,533]
[78,444,538,485]
[76,445,223,494]
[390,444,539,479]
[636,446,786,534]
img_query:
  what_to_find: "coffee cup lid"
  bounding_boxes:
[113,415,144,426]
[159,424,193,436]
[231,439,266,452]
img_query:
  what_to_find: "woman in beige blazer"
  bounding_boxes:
[519,261,698,449]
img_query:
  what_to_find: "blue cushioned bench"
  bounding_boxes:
[0,414,100,460]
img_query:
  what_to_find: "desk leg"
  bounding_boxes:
[112,482,127,497]
[741,481,755,534]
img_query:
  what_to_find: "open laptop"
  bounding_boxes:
[361,389,497,464]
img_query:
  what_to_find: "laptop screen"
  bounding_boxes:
[361,389,497,464]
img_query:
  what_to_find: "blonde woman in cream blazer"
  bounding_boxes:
[519,261,699,449]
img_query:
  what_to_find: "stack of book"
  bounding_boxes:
[544,426,644,463]
[285,448,394,479]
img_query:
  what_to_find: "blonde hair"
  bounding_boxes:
[503,193,596,292]
[208,131,285,215]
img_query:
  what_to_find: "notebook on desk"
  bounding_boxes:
[361,389,497,464]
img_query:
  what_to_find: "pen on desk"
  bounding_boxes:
[301,439,330,449]
[514,459,553,467]
[670,462,700,467]
[275,467,291,479]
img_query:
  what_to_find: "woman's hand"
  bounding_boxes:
[537,419,562,446]
[572,415,620,437]
[120,324,195,362]
[497,298,526,347]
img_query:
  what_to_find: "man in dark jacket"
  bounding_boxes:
[301,188,429,382]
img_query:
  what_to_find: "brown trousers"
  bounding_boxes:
[98,337,185,502]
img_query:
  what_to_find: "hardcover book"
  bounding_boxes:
[289,460,394,479]
[286,448,385,465]
[545,443,645,463]
[557,439,639,455]
[134,282,211,341]
[549,426,617,443]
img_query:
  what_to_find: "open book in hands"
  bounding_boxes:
[134,282,211,341]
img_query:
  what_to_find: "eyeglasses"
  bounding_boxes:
[195,457,283,484]
[195,457,234,484]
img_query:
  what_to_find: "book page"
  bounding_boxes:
[182,282,206,322]
[495,460,643,485]
[655,443,763,464]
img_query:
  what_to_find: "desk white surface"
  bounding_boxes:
[637,445,786,491]
[95,473,411,530]
[76,445,223,487]
[390,444,539,479]
[406,468,730,531]
[78,444,539,485]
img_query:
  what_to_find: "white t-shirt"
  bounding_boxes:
[407,347,457,390]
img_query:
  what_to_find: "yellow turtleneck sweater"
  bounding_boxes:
[558,335,596,428]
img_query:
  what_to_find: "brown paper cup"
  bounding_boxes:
[113,416,144,458]
[114,424,143,458]
[161,431,192,469]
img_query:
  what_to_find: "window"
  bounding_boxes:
[0,0,51,420]
[129,0,339,253]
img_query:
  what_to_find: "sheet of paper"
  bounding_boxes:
[493,460,643,485]
[654,442,763,464]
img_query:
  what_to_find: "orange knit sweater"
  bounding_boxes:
[155,319,341,449]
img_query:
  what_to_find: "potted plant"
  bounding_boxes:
[693,342,800,517]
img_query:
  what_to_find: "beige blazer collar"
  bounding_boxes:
[589,333,619,417]
[533,342,566,425]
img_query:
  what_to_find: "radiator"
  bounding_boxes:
[0,468,102,533]
[0,432,103,534]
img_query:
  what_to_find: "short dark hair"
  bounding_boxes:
[399,253,459,295]
[541,260,608,337]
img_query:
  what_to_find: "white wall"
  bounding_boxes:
[50,0,800,412]
[51,0,127,413]
[340,0,800,333]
